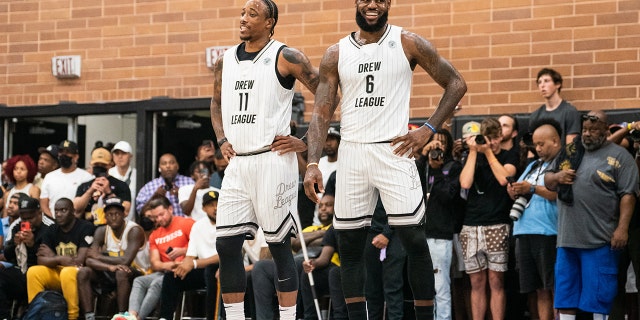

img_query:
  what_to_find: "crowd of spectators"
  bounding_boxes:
[0,67,639,320]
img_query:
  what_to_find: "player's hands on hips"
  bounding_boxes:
[611,227,628,249]
[219,140,236,161]
[271,135,307,155]
[391,126,433,158]
[303,166,323,203]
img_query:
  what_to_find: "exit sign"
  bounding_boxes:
[206,46,231,70]
[52,55,81,79]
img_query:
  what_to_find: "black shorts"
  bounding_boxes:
[95,267,141,294]
[516,234,557,293]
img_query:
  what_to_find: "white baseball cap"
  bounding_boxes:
[112,141,132,153]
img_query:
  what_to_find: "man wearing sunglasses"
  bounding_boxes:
[545,110,639,320]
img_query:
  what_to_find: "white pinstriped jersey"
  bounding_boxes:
[338,25,412,143]
[221,39,293,153]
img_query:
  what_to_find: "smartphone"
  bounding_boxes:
[20,221,31,232]
[165,247,173,254]
[163,177,173,191]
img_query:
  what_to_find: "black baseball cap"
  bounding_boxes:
[58,140,79,154]
[104,197,125,211]
[327,127,341,139]
[19,194,41,212]
[202,190,220,206]
[38,144,60,161]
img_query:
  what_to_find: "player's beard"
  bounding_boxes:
[355,10,388,33]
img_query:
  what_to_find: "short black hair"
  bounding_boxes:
[536,68,563,93]
[529,118,563,138]
[146,195,172,210]
[188,160,208,175]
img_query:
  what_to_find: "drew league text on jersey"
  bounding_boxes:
[232,79,257,124]
[355,61,385,108]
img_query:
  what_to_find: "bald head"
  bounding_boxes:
[533,124,562,162]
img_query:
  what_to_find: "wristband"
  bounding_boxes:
[193,259,198,269]
[306,162,318,169]
[424,122,437,133]
[629,122,635,131]
[217,137,228,146]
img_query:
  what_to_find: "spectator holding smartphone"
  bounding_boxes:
[178,161,218,220]
[0,193,54,320]
[74,147,132,225]
[145,195,195,319]
[135,154,194,217]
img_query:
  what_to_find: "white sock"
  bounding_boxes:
[223,301,245,320]
[278,305,296,320]
[593,314,609,320]
[559,314,577,320]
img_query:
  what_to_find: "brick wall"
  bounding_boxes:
[1,0,638,119]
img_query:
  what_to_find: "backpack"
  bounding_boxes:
[22,290,68,320]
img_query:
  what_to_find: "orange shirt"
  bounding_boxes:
[149,216,195,262]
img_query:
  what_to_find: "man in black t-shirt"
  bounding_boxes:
[300,224,347,320]
[459,118,518,320]
[74,147,131,225]
[26,197,95,320]
[0,194,54,319]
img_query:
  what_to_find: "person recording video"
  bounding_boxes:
[458,118,518,320]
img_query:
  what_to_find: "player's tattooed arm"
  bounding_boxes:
[402,30,467,129]
[304,44,340,202]
[210,56,235,158]
[307,44,340,164]
[281,47,319,94]
[210,56,225,140]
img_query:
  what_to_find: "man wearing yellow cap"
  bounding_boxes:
[73,147,132,225]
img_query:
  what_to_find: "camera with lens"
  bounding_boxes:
[475,135,486,145]
[428,148,444,160]
[509,194,532,221]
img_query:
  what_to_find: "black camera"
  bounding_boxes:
[475,135,486,145]
[428,148,444,160]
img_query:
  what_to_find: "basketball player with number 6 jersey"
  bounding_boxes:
[303,0,466,319]
[209,1,319,319]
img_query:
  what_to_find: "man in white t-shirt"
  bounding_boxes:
[318,127,340,188]
[40,140,93,218]
[178,161,217,221]
[108,141,137,221]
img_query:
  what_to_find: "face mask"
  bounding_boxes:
[59,155,73,168]
[92,166,108,177]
